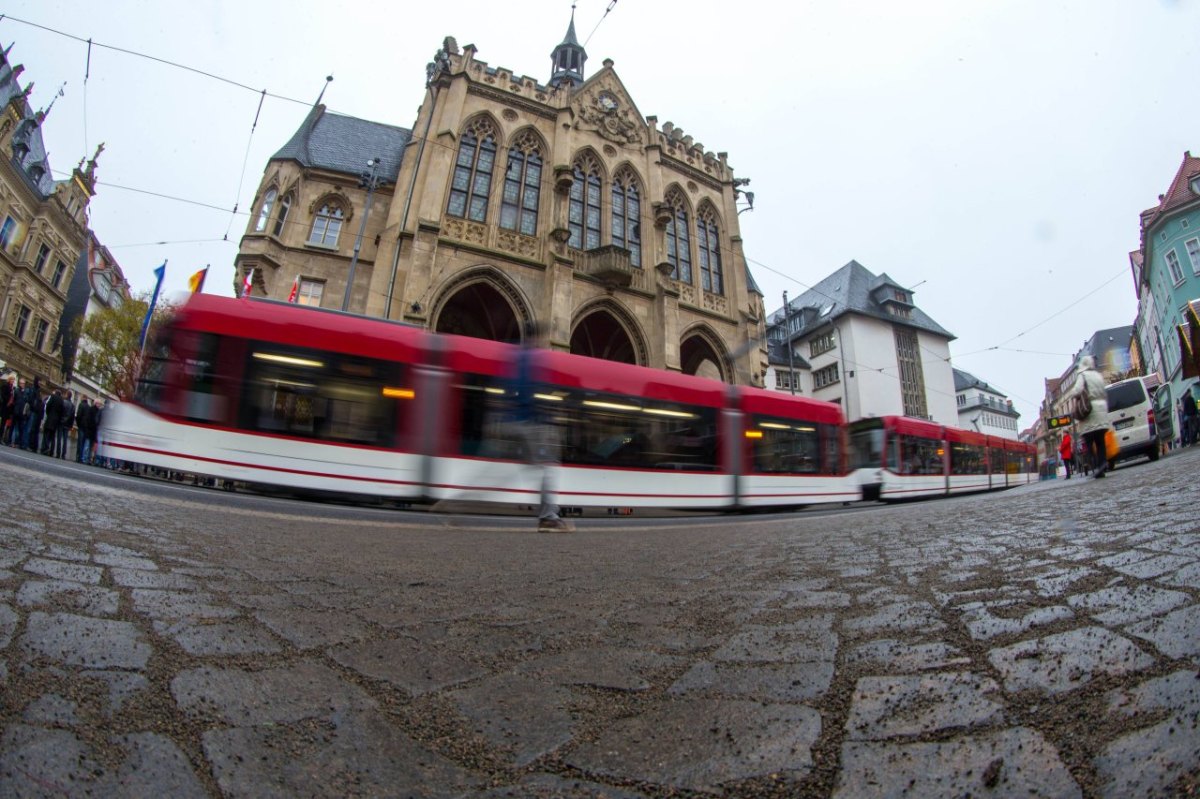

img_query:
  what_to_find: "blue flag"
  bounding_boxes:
[139,261,166,351]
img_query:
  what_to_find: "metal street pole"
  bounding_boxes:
[783,290,795,395]
[342,158,382,312]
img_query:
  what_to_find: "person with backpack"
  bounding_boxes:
[1063,356,1111,479]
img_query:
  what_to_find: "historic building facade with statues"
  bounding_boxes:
[237,18,768,385]
[0,43,101,388]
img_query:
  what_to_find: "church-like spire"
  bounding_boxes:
[549,4,587,89]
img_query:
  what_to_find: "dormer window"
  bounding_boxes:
[1191,176,1200,195]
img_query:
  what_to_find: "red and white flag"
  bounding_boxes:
[287,275,299,303]
[241,267,255,298]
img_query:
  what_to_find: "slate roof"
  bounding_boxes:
[767,260,954,341]
[766,339,810,369]
[0,44,59,198]
[272,105,411,183]
[953,367,1006,396]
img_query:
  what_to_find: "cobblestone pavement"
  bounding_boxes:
[1,446,1198,798]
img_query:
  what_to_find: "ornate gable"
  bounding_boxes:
[572,65,645,148]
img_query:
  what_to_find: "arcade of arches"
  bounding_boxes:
[432,279,727,381]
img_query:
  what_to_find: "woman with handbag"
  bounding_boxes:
[1063,356,1112,478]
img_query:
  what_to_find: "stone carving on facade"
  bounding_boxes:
[496,229,541,260]
[444,217,487,246]
[576,88,641,146]
[703,292,728,315]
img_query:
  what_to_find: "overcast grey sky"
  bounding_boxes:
[5,0,1198,425]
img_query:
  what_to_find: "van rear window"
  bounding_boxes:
[1106,381,1146,412]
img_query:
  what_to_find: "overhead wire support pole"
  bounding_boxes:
[783,290,795,395]
[343,157,382,312]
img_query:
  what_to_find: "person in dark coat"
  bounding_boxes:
[41,389,63,455]
[20,377,41,451]
[75,396,92,463]
[56,390,74,459]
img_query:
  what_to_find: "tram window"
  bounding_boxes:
[897,435,943,475]
[748,416,838,474]
[238,346,402,447]
[134,330,173,413]
[848,426,884,470]
[455,373,524,460]
[181,333,224,422]
[989,448,1006,474]
[949,442,986,475]
[560,393,718,471]
[454,373,718,470]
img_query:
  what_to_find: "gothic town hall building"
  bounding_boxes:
[236,20,768,385]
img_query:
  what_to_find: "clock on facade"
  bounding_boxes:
[598,93,618,112]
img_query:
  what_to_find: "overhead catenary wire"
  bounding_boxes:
[8,12,1122,411]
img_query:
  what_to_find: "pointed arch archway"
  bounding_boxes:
[680,324,732,383]
[429,265,530,343]
[569,299,648,365]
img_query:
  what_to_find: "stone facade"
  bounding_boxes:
[237,28,767,386]
[0,44,98,388]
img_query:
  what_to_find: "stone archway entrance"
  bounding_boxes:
[680,332,727,382]
[433,282,522,343]
[570,309,638,363]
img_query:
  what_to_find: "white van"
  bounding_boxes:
[1104,376,1159,469]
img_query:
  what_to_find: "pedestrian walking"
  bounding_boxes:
[1063,356,1111,479]
[510,322,573,533]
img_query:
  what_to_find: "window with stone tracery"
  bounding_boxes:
[273,193,292,238]
[696,204,723,294]
[447,117,498,223]
[255,188,277,232]
[664,190,692,284]
[500,131,543,236]
[612,168,642,267]
[569,152,603,251]
[308,203,344,248]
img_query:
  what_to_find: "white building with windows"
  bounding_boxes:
[765,260,959,425]
[953,368,1020,439]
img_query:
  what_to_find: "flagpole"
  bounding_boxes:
[139,260,167,355]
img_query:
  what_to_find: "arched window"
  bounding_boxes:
[447,118,497,223]
[272,193,292,237]
[664,191,692,283]
[612,169,642,268]
[308,203,344,247]
[500,131,543,236]
[696,205,723,294]
[568,152,602,250]
[255,188,277,232]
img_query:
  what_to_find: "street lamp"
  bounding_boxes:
[342,157,384,312]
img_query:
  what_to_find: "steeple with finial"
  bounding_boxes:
[549,3,587,89]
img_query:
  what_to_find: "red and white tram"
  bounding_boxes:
[848,415,1037,502]
[101,295,855,513]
